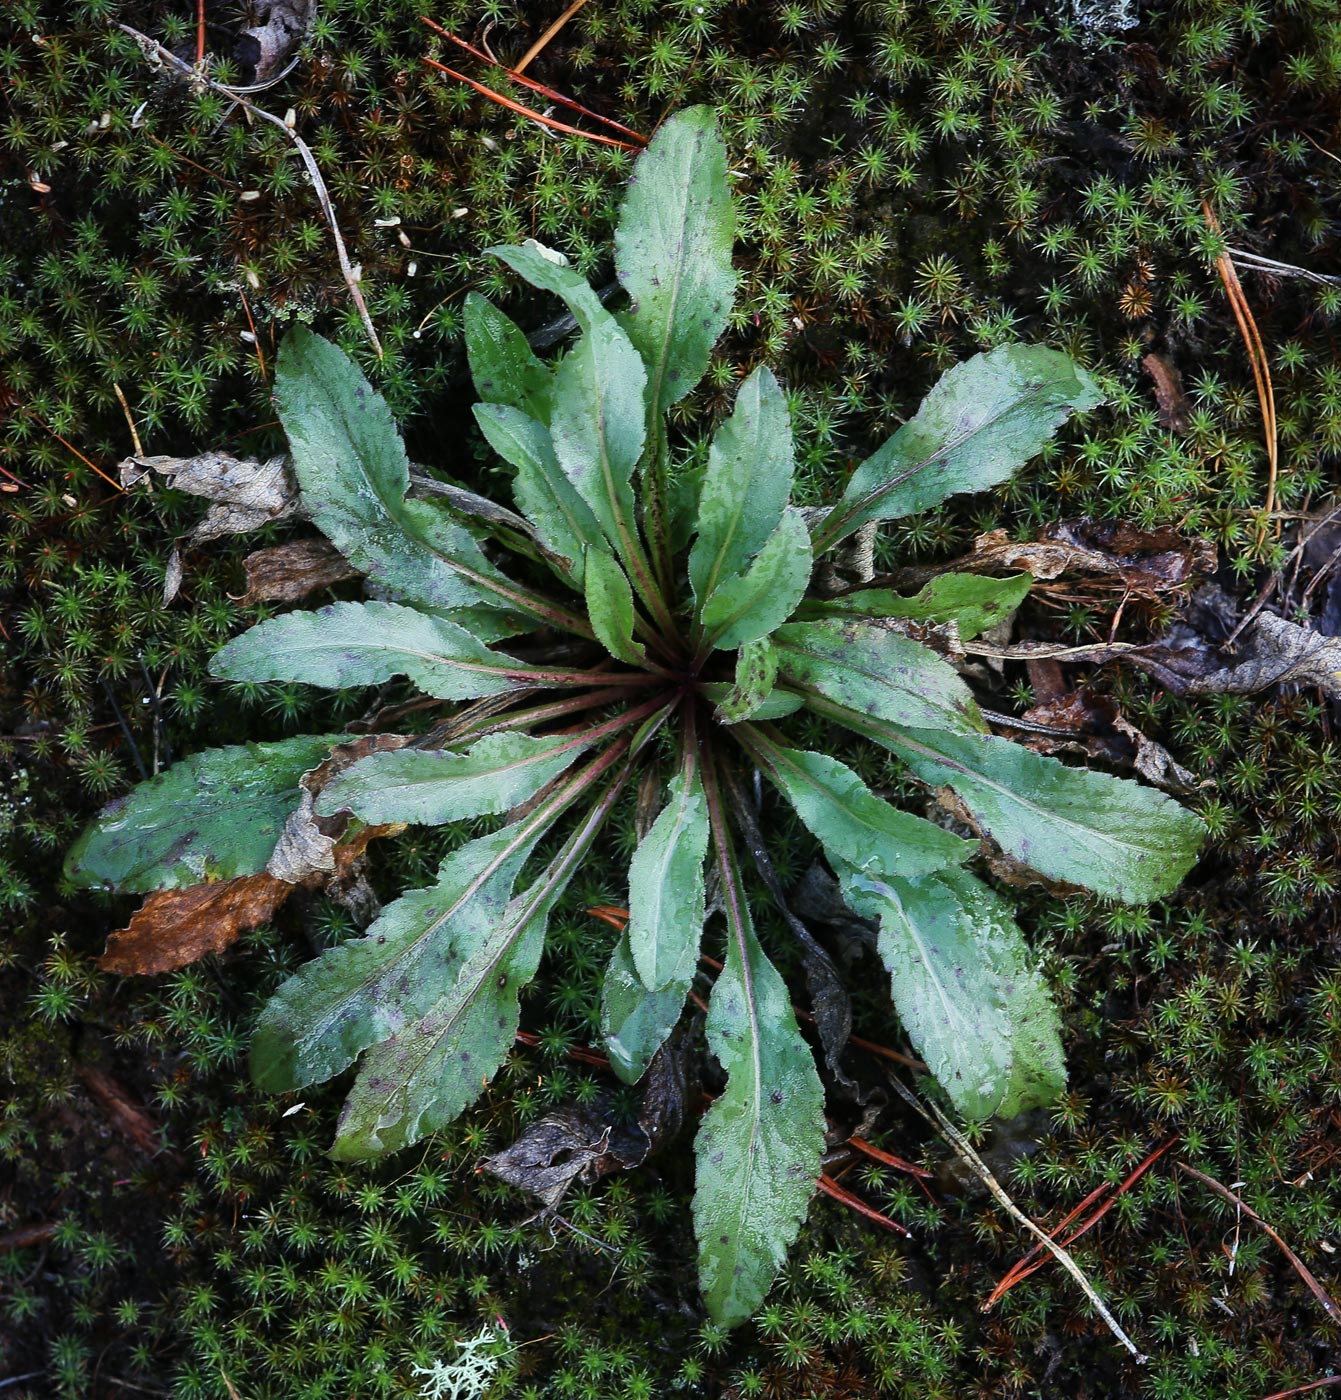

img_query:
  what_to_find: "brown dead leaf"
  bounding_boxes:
[1018,688,1204,794]
[238,538,361,606]
[120,450,301,542]
[965,521,1215,595]
[98,871,294,975]
[1186,610,1341,698]
[237,0,316,85]
[99,821,399,976]
[483,1106,646,1209]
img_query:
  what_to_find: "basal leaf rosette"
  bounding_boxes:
[67,105,1204,1327]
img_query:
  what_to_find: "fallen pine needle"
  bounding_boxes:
[816,1173,911,1236]
[1177,1163,1341,1328]
[513,0,591,75]
[887,1076,1148,1362]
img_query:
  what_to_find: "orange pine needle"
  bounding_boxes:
[816,1173,911,1236]
[847,1135,933,1178]
[420,56,643,151]
[23,410,123,492]
[420,17,644,143]
[1204,203,1278,541]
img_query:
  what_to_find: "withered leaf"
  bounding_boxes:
[237,0,316,86]
[482,1106,646,1209]
[1018,688,1204,795]
[239,538,361,606]
[1186,610,1341,700]
[99,872,294,975]
[100,822,398,976]
[1142,352,1190,434]
[120,451,300,543]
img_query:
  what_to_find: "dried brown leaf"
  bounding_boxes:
[237,0,316,85]
[483,1106,645,1209]
[1142,352,1191,434]
[98,871,295,976]
[238,538,361,606]
[119,450,301,542]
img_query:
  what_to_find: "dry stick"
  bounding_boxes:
[886,1076,1148,1362]
[1177,1163,1341,1328]
[112,383,144,457]
[1205,203,1277,544]
[513,0,592,74]
[117,25,383,359]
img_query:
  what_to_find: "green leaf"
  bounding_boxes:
[838,862,1065,1120]
[887,728,1207,904]
[816,345,1103,551]
[583,548,647,666]
[463,292,552,424]
[251,819,548,1093]
[701,682,804,721]
[811,572,1032,641]
[65,734,341,893]
[330,778,617,1158]
[276,327,510,612]
[602,932,692,1084]
[694,871,825,1326]
[315,730,594,827]
[688,366,792,604]
[627,761,708,990]
[330,858,558,1159]
[209,600,541,700]
[615,105,736,426]
[472,403,604,584]
[699,507,812,651]
[774,617,985,734]
[489,244,648,570]
[714,638,778,725]
[741,733,971,880]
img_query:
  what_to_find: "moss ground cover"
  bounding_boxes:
[3,0,1341,1395]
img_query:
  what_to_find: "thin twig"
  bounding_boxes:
[1226,247,1341,287]
[513,0,591,74]
[112,383,144,457]
[1177,1163,1341,1328]
[887,1077,1147,1362]
[118,25,382,358]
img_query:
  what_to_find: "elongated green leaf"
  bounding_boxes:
[742,734,971,880]
[331,775,620,1158]
[463,292,552,424]
[628,763,708,990]
[251,819,547,1092]
[838,862,1065,1120]
[615,105,736,425]
[811,572,1032,640]
[472,404,603,584]
[584,548,647,666]
[602,932,692,1084]
[65,735,341,894]
[688,367,792,604]
[715,638,778,725]
[315,730,593,826]
[816,346,1103,551]
[210,600,539,700]
[700,507,812,651]
[888,727,1206,904]
[277,327,511,611]
[490,244,648,567]
[331,860,557,1159]
[774,617,985,734]
[694,878,825,1326]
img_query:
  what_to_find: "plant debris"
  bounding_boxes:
[238,538,362,606]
